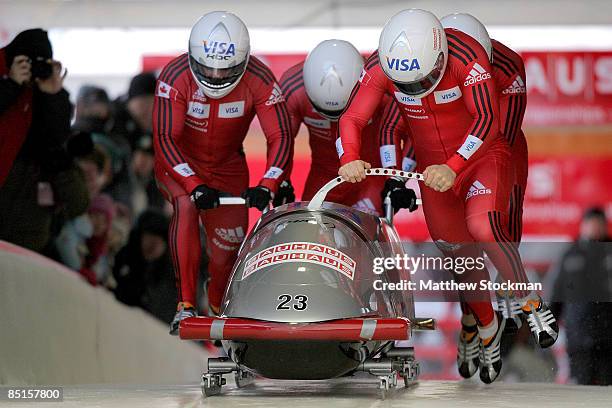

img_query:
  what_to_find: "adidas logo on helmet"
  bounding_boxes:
[464,63,491,86]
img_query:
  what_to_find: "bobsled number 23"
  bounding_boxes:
[243,242,356,281]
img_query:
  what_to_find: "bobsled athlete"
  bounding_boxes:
[153,11,292,334]
[276,40,410,214]
[337,9,558,383]
[379,12,532,380]
[441,12,529,327]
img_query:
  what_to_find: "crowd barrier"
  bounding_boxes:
[0,241,208,385]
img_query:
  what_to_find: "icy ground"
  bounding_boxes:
[4,378,610,408]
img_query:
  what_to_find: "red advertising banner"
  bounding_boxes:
[521,157,612,238]
[522,51,612,126]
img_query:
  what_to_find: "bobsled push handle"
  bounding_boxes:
[218,196,271,213]
[190,194,246,206]
[307,168,424,211]
[219,197,246,205]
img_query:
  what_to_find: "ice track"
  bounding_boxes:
[5,379,611,408]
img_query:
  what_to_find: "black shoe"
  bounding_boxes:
[479,312,506,384]
[496,292,522,335]
[522,297,559,348]
[457,324,480,379]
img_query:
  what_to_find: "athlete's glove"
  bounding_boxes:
[190,184,220,210]
[272,180,295,207]
[381,177,418,213]
[242,186,272,211]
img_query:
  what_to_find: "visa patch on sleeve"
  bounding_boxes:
[379,145,397,168]
[173,163,196,177]
[263,166,283,179]
[335,137,344,157]
[457,135,483,160]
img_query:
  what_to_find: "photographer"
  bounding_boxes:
[0,29,89,252]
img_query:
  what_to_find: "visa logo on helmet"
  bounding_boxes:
[203,41,236,60]
[386,57,420,72]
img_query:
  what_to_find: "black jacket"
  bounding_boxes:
[549,240,612,351]
[113,212,176,324]
[0,77,22,115]
[0,85,87,251]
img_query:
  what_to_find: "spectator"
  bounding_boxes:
[113,210,177,324]
[68,131,110,198]
[72,86,111,134]
[88,72,157,212]
[80,194,116,286]
[0,29,89,252]
[73,84,133,209]
[548,207,612,385]
[108,72,156,151]
[130,135,165,215]
[55,132,110,272]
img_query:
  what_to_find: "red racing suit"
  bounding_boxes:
[339,29,531,324]
[492,39,528,243]
[280,61,385,215]
[153,54,292,308]
[381,38,529,243]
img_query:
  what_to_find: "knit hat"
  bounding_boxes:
[4,28,52,66]
[137,210,169,240]
[583,207,606,222]
[88,194,116,225]
[134,135,153,154]
[128,72,157,100]
[67,131,95,158]
[77,85,110,105]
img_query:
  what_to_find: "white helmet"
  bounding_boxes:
[188,11,250,99]
[441,13,492,62]
[303,39,364,120]
[378,9,447,98]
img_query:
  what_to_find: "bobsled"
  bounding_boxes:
[179,169,435,398]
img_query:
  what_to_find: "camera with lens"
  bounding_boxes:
[30,56,53,80]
